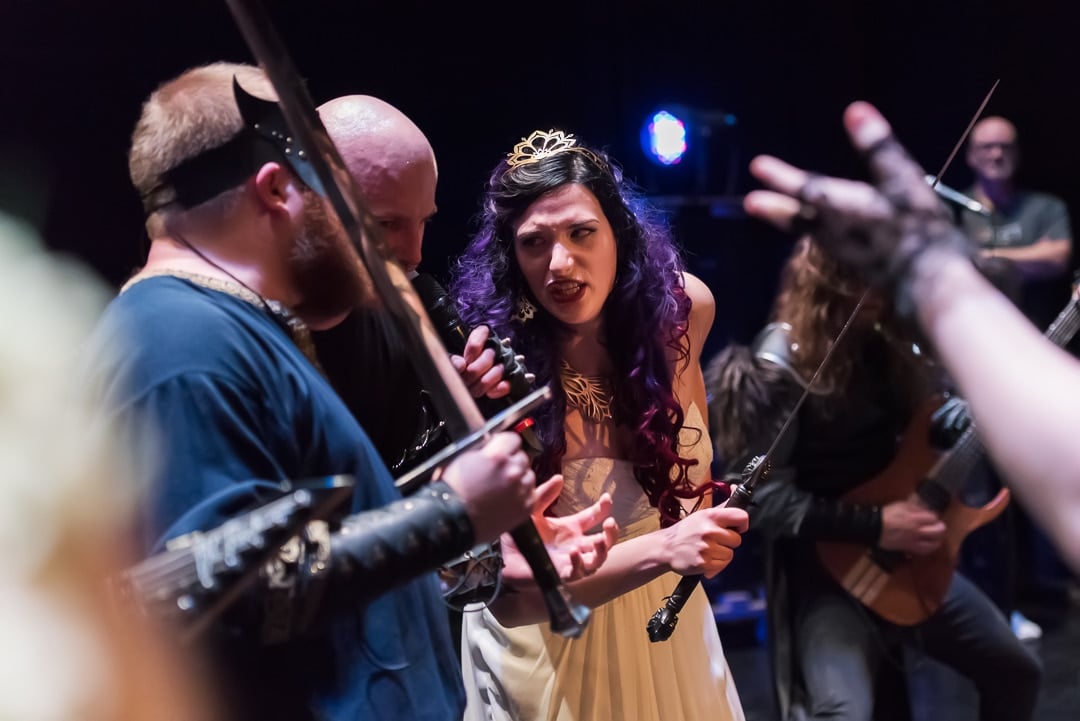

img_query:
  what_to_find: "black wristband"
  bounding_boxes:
[800,497,883,545]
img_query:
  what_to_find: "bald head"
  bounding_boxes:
[967,115,1019,185]
[971,116,1018,145]
[319,96,437,272]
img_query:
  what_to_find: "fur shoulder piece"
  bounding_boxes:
[705,342,803,466]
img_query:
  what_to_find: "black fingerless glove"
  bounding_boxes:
[887,214,977,318]
[802,136,978,318]
[799,497,883,545]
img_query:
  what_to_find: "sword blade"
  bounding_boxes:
[221,0,588,636]
[929,78,1000,188]
[224,0,480,439]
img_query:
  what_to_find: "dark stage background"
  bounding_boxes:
[3,0,1080,360]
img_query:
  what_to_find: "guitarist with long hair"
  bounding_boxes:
[708,237,1040,721]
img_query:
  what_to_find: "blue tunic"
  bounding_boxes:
[88,276,464,721]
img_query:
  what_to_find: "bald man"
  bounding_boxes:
[311,95,506,475]
[305,97,435,472]
[308,96,556,648]
[320,95,437,276]
[961,116,1073,327]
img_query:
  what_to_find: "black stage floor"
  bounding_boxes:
[721,599,1080,720]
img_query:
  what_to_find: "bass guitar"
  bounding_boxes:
[114,475,354,643]
[817,279,1080,625]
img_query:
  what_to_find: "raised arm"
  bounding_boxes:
[910,250,1080,568]
[742,100,1080,572]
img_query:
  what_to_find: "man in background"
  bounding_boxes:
[960,116,1072,329]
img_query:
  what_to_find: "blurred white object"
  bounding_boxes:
[0,213,215,720]
[924,174,991,216]
[1010,610,1043,641]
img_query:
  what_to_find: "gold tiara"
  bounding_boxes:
[506,129,604,169]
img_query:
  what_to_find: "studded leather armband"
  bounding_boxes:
[247,482,475,644]
[326,481,476,606]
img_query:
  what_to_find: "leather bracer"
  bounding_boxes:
[253,481,475,643]
[326,480,476,607]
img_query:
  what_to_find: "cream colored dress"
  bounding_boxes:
[461,404,744,721]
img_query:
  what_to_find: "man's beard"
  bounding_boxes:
[290,191,374,325]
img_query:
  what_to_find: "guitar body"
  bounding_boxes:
[816,398,1010,626]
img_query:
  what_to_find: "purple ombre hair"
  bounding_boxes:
[448,137,701,525]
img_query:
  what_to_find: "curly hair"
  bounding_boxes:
[771,237,931,406]
[449,138,699,525]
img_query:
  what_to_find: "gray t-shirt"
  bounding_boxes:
[959,189,1071,250]
[959,189,1073,330]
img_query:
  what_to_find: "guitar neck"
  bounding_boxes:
[1044,288,1080,348]
[118,475,354,620]
[122,489,319,602]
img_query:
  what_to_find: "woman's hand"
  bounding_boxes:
[501,475,619,585]
[661,505,749,578]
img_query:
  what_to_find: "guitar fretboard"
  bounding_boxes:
[1045,291,1080,347]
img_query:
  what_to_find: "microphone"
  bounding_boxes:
[412,274,541,452]
[410,272,590,638]
[924,175,991,216]
[646,456,766,642]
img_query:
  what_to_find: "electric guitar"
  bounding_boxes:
[817,279,1080,625]
[114,474,354,642]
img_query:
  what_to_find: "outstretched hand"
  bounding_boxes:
[501,475,619,585]
[744,101,975,311]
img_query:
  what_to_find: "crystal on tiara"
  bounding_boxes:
[506,129,593,168]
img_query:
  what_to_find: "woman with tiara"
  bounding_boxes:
[450,130,748,721]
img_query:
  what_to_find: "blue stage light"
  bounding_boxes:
[642,110,688,166]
